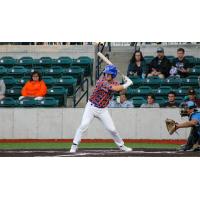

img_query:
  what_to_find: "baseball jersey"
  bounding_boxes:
[190,111,200,135]
[89,77,119,108]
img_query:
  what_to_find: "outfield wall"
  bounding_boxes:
[0,108,190,140]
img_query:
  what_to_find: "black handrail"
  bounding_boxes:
[73,78,89,107]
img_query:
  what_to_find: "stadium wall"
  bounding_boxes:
[0,108,190,140]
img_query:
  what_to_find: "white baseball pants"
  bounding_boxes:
[72,101,124,147]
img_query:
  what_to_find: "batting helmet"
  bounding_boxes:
[103,65,118,78]
[185,101,197,109]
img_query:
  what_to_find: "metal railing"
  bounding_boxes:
[73,78,89,108]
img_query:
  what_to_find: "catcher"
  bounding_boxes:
[165,101,200,151]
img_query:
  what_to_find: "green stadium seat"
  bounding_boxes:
[181,75,198,87]
[2,76,17,88]
[54,57,73,68]
[65,66,84,85]
[37,97,59,107]
[26,66,44,75]
[7,66,27,78]
[47,86,68,106]
[0,97,16,107]
[155,97,166,107]
[188,67,200,75]
[166,55,175,62]
[18,98,37,107]
[72,56,93,85]
[18,76,30,85]
[6,86,22,99]
[0,66,7,77]
[125,87,134,99]
[43,76,56,87]
[135,86,152,96]
[144,56,154,65]
[128,76,144,88]
[185,55,196,66]
[195,58,200,65]
[44,66,64,78]
[143,76,161,88]
[17,57,34,67]
[174,86,191,96]
[34,57,52,67]
[0,57,17,67]
[132,97,146,107]
[56,76,77,96]
[155,86,172,96]
[161,76,181,87]
[175,97,184,105]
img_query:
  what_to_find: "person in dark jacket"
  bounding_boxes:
[127,50,149,78]
[170,48,192,78]
[148,47,172,78]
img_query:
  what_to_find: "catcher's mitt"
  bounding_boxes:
[165,119,178,135]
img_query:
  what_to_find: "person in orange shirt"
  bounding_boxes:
[19,71,47,100]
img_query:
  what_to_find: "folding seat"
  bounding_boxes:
[161,76,181,87]
[65,66,84,85]
[7,66,27,78]
[174,86,191,97]
[181,75,198,87]
[26,66,44,75]
[128,76,144,88]
[34,57,52,67]
[132,97,146,107]
[54,57,72,68]
[17,57,34,67]
[2,76,17,89]
[6,86,22,99]
[43,76,56,87]
[44,66,64,78]
[0,66,7,77]
[185,55,196,66]
[18,76,30,85]
[155,96,166,107]
[155,86,172,96]
[0,97,16,107]
[37,97,59,107]
[135,86,152,96]
[142,76,162,88]
[188,67,200,75]
[0,56,17,68]
[166,55,175,62]
[144,56,154,65]
[56,76,77,96]
[195,58,200,65]
[18,98,37,107]
[175,97,184,105]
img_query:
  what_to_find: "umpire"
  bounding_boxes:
[176,101,200,151]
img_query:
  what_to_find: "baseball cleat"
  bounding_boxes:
[70,144,78,153]
[119,145,132,152]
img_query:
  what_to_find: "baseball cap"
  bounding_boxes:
[188,89,196,95]
[185,101,197,109]
[157,47,164,52]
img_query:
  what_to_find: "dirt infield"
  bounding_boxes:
[0,148,200,157]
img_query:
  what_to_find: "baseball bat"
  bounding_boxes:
[97,52,123,76]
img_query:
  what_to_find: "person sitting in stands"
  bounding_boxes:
[163,91,179,108]
[19,71,47,100]
[140,93,160,108]
[0,79,5,100]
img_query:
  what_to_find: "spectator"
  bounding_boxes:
[140,94,160,108]
[170,48,191,78]
[163,91,179,108]
[109,91,133,108]
[127,50,149,78]
[0,79,5,100]
[184,88,200,107]
[19,71,47,100]
[148,47,172,78]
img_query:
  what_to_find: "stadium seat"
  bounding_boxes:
[34,57,52,67]
[188,67,200,75]
[132,97,146,107]
[166,55,175,62]
[43,76,56,87]
[144,56,154,65]
[7,66,27,78]
[26,66,44,75]
[128,76,144,88]
[155,97,166,107]
[44,66,64,78]
[0,66,7,77]
[185,55,196,66]
[135,86,152,96]
[65,66,84,85]
[181,75,199,87]
[17,57,34,67]
[143,76,162,88]
[155,86,172,96]
[18,98,37,107]
[195,58,200,65]
[6,86,22,99]
[56,76,77,96]
[0,56,16,67]
[161,76,181,87]
[0,97,16,107]
[47,86,68,106]
[37,97,59,107]
[18,76,30,85]
[2,76,17,88]
[54,57,73,68]
[175,97,184,105]
[125,87,134,99]
[174,86,191,96]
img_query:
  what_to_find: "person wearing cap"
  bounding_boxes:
[175,101,200,151]
[170,48,192,78]
[147,47,172,78]
[185,89,200,107]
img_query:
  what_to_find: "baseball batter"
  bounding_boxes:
[70,65,133,153]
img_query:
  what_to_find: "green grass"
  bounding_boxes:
[0,142,180,150]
